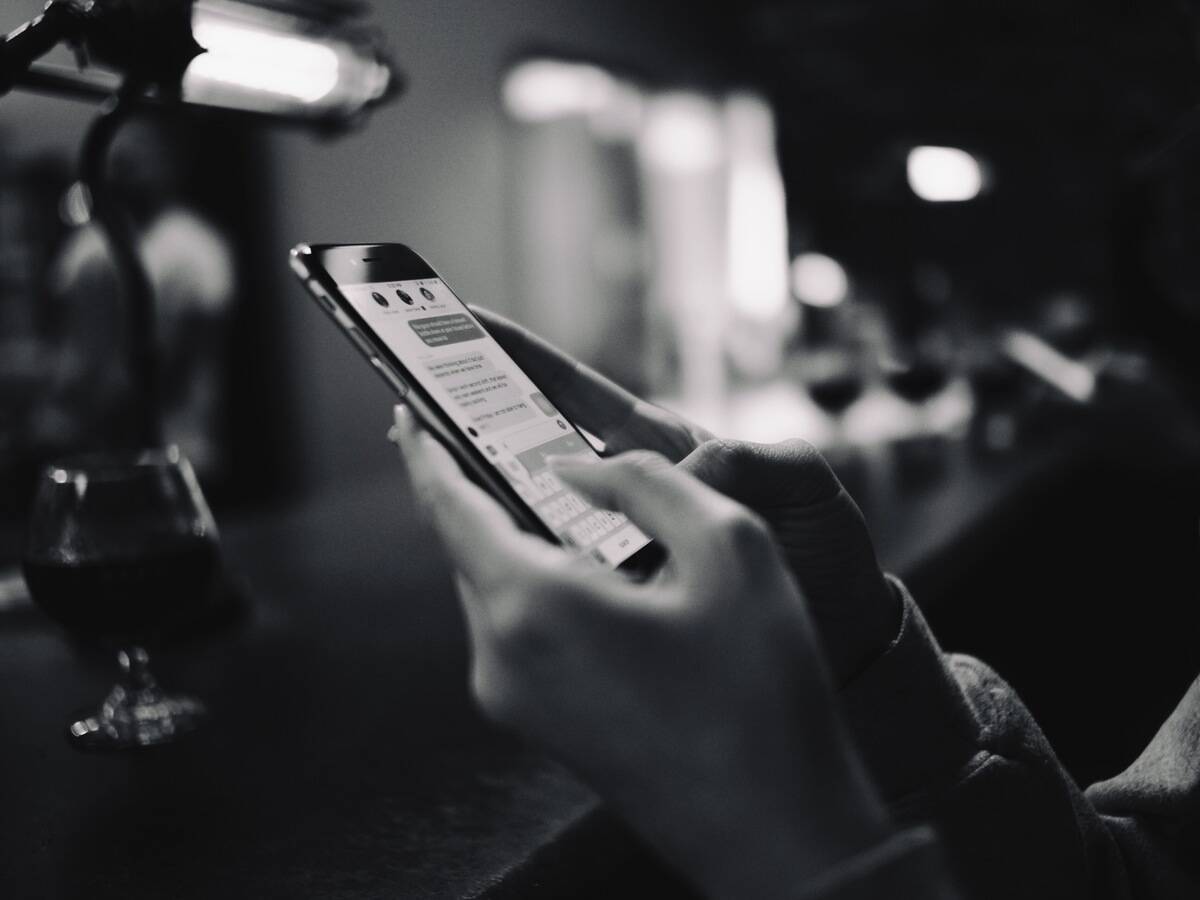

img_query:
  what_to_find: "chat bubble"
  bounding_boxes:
[515,432,592,473]
[409,314,485,347]
[426,350,537,434]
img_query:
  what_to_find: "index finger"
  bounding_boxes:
[470,306,638,438]
[391,405,558,594]
[471,306,712,460]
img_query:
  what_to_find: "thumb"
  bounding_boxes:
[550,450,735,568]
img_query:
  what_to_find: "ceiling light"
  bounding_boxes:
[906,145,986,202]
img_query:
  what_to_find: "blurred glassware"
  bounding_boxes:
[22,447,218,749]
[1037,292,1101,360]
[801,344,866,454]
[883,353,950,406]
[962,336,1026,453]
[881,327,953,410]
[805,351,866,414]
[785,273,871,458]
[880,329,954,484]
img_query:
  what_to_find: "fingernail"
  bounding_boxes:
[393,404,411,428]
[547,455,592,478]
[389,404,415,446]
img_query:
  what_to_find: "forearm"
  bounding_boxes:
[601,687,899,899]
[610,732,964,900]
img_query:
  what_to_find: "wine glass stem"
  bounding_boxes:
[118,646,157,691]
[68,644,207,749]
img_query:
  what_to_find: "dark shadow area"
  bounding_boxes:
[919,455,1200,787]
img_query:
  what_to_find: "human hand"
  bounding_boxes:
[475,308,898,684]
[390,405,891,900]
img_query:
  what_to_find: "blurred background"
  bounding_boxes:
[3,0,1200,784]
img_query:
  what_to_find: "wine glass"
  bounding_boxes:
[22,447,219,750]
[803,346,866,445]
[963,337,1025,453]
[880,330,955,480]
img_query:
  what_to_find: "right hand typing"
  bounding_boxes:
[474,308,900,684]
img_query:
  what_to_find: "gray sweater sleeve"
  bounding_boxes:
[839,576,1200,900]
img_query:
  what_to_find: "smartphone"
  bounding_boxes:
[289,242,664,578]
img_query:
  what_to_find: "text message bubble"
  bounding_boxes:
[426,350,537,434]
[516,432,592,473]
[409,314,485,347]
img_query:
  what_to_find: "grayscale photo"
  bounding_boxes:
[1,1,1198,898]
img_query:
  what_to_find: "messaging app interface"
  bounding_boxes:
[343,278,653,568]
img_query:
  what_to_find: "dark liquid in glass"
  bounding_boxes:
[808,375,864,414]
[886,364,948,404]
[23,537,218,639]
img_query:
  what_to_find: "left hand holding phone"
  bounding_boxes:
[389,403,893,900]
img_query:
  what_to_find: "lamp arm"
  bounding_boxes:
[0,1,88,97]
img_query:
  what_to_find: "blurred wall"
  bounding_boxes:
[259,0,724,498]
[0,0,98,157]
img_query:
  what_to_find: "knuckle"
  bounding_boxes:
[777,438,841,494]
[711,506,773,559]
[779,436,822,463]
[470,662,521,726]
[408,470,451,511]
[488,589,544,648]
[693,437,747,470]
[487,574,576,655]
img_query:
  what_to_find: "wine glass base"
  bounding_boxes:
[68,682,208,750]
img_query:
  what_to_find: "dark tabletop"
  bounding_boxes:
[0,433,1087,899]
[0,475,613,899]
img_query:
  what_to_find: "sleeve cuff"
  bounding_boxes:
[794,826,960,900]
[840,576,982,801]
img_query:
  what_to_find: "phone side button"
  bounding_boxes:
[371,358,410,397]
[310,283,338,313]
[346,326,376,357]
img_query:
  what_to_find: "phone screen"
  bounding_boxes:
[340,276,654,569]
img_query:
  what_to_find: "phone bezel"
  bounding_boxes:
[290,242,664,579]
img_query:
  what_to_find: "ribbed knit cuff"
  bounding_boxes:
[840,576,981,801]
